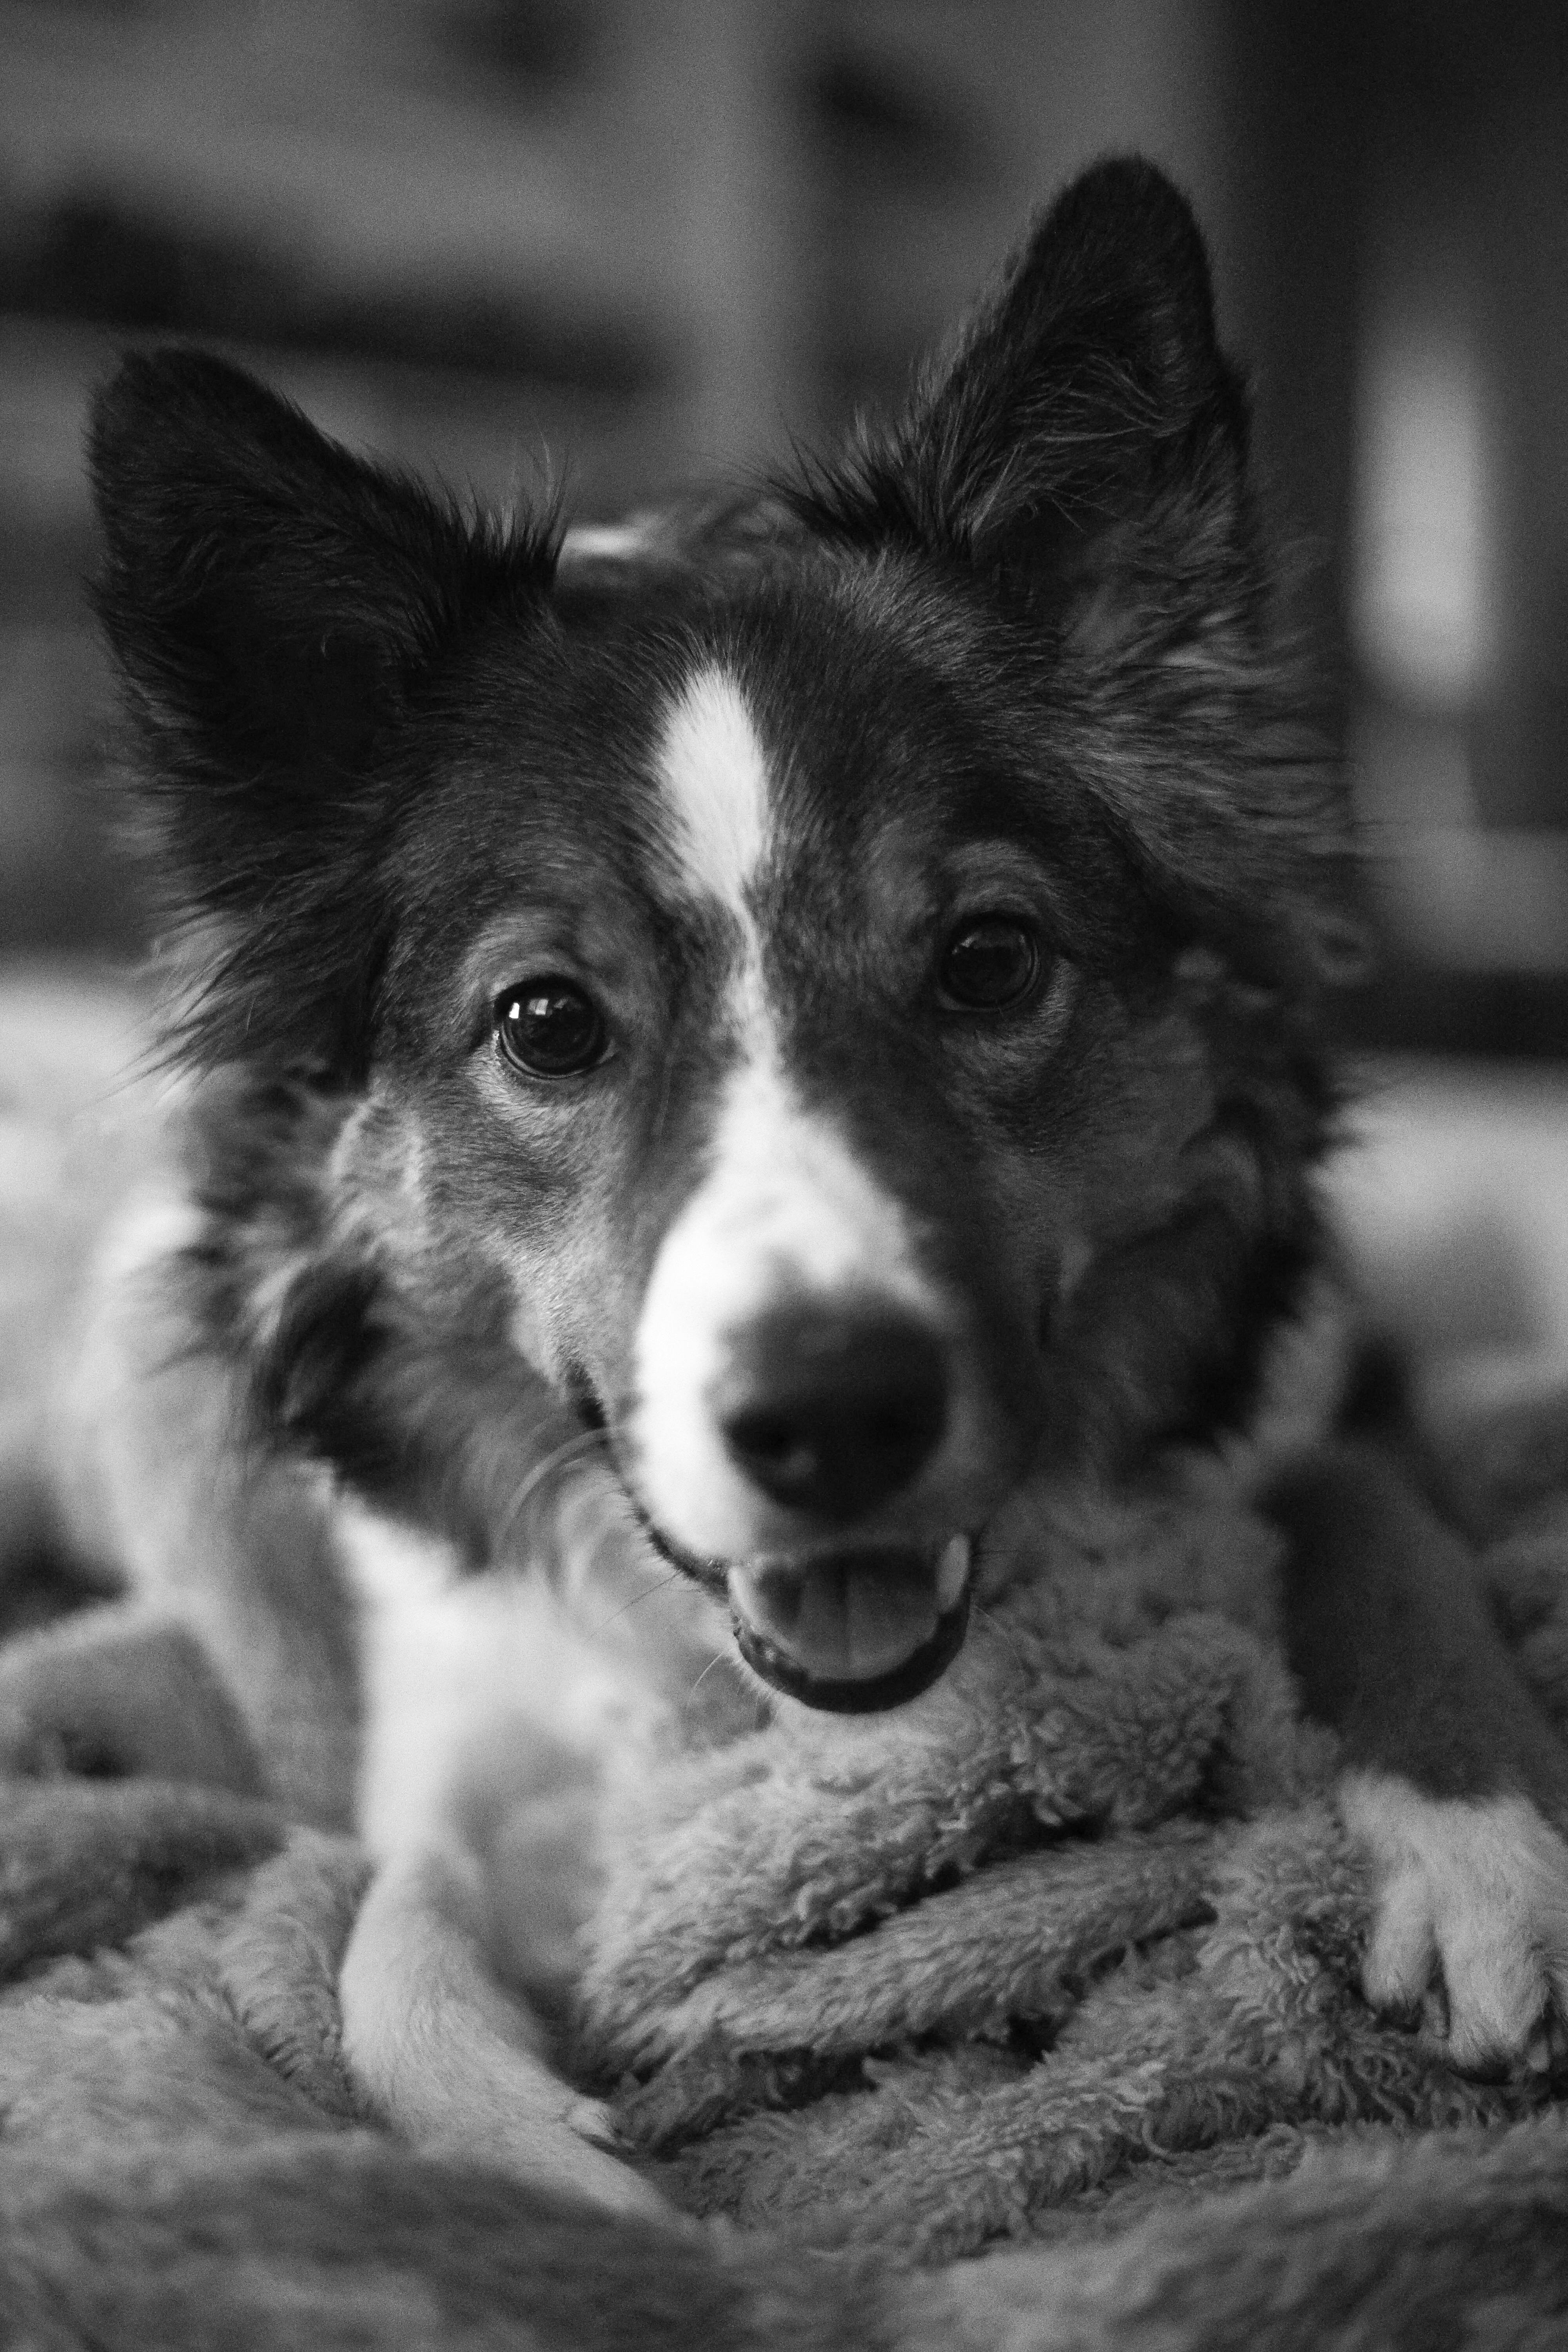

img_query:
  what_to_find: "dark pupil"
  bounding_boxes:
[942,918,1038,1007]
[499,982,603,1074]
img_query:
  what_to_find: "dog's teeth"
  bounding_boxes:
[936,1534,971,1613]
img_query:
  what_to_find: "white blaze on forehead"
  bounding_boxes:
[558,520,652,563]
[638,661,948,1559]
[655,663,769,920]
[632,1049,943,1559]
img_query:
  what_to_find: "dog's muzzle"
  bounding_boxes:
[727,1534,972,1712]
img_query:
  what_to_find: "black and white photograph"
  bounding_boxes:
[2,4,1567,2344]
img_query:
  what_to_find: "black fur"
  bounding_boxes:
[785,158,1250,566]
[90,156,1358,1571]
[783,158,1352,996]
[91,351,560,1077]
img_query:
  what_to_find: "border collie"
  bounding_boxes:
[72,157,1568,2206]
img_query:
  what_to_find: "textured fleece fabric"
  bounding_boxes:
[0,1407,1567,2345]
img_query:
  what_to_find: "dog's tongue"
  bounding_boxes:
[728,1536,970,1707]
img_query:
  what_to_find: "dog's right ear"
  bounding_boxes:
[89,350,557,1075]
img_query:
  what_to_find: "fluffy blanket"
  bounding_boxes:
[4,1401,1568,2348]
[569,1443,1568,2251]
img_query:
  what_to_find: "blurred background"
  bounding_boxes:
[1,0,1566,1056]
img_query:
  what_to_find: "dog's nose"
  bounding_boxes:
[715,1306,948,1521]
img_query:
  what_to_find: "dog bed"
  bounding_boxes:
[2,1388,1568,2347]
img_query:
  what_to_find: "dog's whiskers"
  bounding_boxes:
[494,1426,611,1563]
[590,1568,685,1637]
[685,1649,730,1707]
[973,1600,1025,1674]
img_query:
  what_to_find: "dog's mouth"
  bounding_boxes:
[726,1534,973,1713]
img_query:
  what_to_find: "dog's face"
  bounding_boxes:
[91,162,1352,1711]
[350,578,1220,1708]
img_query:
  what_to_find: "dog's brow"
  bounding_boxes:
[653,664,769,923]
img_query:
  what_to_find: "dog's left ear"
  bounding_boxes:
[797,158,1361,991]
[799,156,1247,603]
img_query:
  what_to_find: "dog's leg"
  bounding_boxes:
[338,1844,667,2216]
[51,1198,362,1827]
[1269,1438,1568,2071]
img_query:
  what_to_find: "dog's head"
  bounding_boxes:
[90,160,1354,1713]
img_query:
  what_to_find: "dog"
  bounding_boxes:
[23,155,1568,2208]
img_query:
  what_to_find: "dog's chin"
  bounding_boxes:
[726,1536,973,1715]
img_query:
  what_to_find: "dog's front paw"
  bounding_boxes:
[1341,1771,1568,2073]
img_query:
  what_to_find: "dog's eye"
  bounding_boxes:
[939,916,1042,1010]
[494,978,609,1077]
